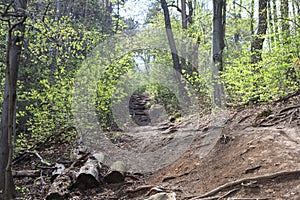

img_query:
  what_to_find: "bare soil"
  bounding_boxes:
[14,95,300,199]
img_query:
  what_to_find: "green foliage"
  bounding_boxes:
[20,76,74,146]
[0,0,299,156]
[15,15,105,150]
[96,53,135,131]
[222,38,300,105]
[146,83,181,118]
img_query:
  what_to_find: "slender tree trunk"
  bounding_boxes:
[0,0,27,199]
[181,0,188,30]
[55,0,62,20]
[181,0,187,69]
[233,0,242,44]
[115,0,121,33]
[161,0,186,101]
[291,1,296,31]
[251,0,268,64]
[160,0,182,74]
[84,0,89,19]
[250,0,255,35]
[212,0,226,108]
[268,0,274,48]
[272,0,279,42]
[161,0,204,103]
[292,0,299,36]
[280,0,289,39]
[105,0,113,33]
[187,0,193,24]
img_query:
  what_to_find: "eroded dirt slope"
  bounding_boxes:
[141,101,300,200]
[14,95,300,200]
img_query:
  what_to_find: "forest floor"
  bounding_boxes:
[13,93,300,200]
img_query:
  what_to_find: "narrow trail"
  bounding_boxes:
[84,93,232,174]
[14,95,300,199]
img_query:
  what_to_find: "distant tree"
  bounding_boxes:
[251,0,268,64]
[280,0,289,39]
[212,0,226,108]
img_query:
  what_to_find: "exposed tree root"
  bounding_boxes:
[186,169,300,199]
[274,89,300,103]
[254,104,300,127]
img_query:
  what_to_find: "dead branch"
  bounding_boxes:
[25,151,51,166]
[12,170,40,178]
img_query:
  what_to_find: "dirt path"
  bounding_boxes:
[76,101,300,199]
[14,97,300,199]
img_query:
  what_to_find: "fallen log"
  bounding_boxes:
[74,152,105,189]
[104,161,126,184]
[46,169,76,200]
[51,163,65,182]
[12,170,40,178]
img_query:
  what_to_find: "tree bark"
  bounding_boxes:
[280,0,290,39]
[267,0,274,47]
[272,0,279,42]
[233,0,242,44]
[75,152,104,189]
[250,0,255,35]
[105,0,113,33]
[251,0,268,64]
[161,0,182,74]
[212,0,226,108]
[0,1,27,199]
[180,0,188,82]
[187,0,193,24]
[104,161,126,184]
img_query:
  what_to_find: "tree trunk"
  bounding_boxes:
[280,0,290,40]
[233,0,242,44]
[0,1,27,199]
[250,0,255,35]
[272,0,279,42]
[55,0,62,20]
[251,0,268,64]
[180,0,188,78]
[160,0,182,74]
[105,0,113,33]
[187,0,193,24]
[212,0,226,109]
[268,0,274,48]
[161,0,197,105]
[291,0,299,37]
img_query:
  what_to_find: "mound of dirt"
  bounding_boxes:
[142,102,300,199]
